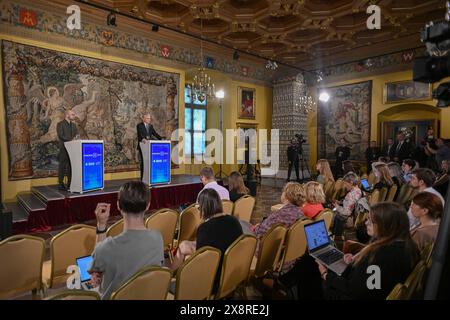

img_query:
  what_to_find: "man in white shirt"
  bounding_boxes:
[198,167,230,201]
[408,168,445,229]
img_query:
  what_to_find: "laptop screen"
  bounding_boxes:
[361,178,370,190]
[76,255,93,282]
[304,220,330,251]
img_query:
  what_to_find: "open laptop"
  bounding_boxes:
[76,255,94,290]
[304,220,347,276]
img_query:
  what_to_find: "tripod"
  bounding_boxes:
[298,153,311,181]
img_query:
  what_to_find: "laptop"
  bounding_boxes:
[76,255,94,290]
[360,178,372,192]
[304,220,347,276]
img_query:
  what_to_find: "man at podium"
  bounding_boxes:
[137,113,162,180]
[57,109,78,190]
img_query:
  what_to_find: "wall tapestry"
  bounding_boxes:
[317,81,372,162]
[2,40,179,180]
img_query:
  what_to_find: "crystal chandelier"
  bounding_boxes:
[295,73,316,114]
[189,19,216,103]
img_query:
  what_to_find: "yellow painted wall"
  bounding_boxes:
[307,70,450,169]
[0,33,186,201]
[184,70,273,176]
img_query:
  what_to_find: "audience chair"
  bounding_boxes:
[215,234,257,300]
[42,224,96,291]
[314,209,333,231]
[385,184,398,202]
[110,266,171,300]
[379,187,388,202]
[106,218,124,238]
[368,189,381,206]
[221,200,234,215]
[233,195,256,223]
[0,235,45,299]
[330,179,344,201]
[395,184,413,205]
[403,260,427,300]
[172,246,221,300]
[251,224,287,280]
[386,283,407,300]
[176,204,201,247]
[277,219,309,273]
[45,290,100,300]
[323,181,334,201]
[145,209,179,258]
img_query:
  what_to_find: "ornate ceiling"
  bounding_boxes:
[84,0,445,71]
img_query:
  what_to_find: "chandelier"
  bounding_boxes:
[295,73,316,114]
[189,19,216,103]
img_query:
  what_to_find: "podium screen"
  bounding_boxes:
[150,142,171,185]
[82,143,104,191]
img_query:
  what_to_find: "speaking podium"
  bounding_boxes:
[140,140,171,186]
[64,140,104,193]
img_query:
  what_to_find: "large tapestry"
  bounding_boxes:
[2,40,179,180]
[317,81,372,161]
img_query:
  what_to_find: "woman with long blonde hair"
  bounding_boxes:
[316,159,335,185]
[228,171,249,202]
[373,163,393,190]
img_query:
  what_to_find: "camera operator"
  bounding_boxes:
[421,127,439,170]
[287,138,300,182]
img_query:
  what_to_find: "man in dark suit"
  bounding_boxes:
[392,132,413,164]
[365,140,381,173]
[382,138,394,160]
[137,113,163,180]
[57,110,78,190]
[335,138,351,177]
[287,139,300,181]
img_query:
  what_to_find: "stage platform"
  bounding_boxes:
[5,175,204,234]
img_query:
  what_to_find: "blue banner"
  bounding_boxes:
[82,143,104,191]
[150,143,171,185]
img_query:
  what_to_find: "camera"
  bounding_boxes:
[413,3,450,108]
[295,133,306,144]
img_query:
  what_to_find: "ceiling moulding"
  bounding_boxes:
[0,0,291,86]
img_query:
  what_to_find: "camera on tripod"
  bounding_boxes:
[294,133,306,154]
[413,2,450,108]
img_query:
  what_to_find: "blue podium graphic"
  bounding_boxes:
[150,142,171,185]
[82,143,104,191]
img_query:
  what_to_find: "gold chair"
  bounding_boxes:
[173,246,221,300]
[145,209,179,253]
[0,235,45,299]
[369,189,381,206]
[330,179,344,201]
[233,195,256,223]
[110,266,172,300]
[314,209,333,231]
[385,184,398,202]
[323,181,334,201]
[222,200,234,215]
[379,187,388,202]
[403,260,427,300]
[176,204,201,246]
[386,283,407,300]
[277,219,309,273]
[396,184,413,205]
[215,234,257,300]
[45,290,100,300]
[251,224,287,280]
[106,219,124,238]
[42,224,96,290]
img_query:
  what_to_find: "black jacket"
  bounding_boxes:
[392,140,413,162]
[365,147,381,163]
[137,122,162,149]
[287,145,300,162]
[57,120,78,151]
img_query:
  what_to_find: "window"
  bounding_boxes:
[184,86,207,156]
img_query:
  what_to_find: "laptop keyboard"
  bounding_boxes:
[317,249,344,265]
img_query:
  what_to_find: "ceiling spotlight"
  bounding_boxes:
[316,71,324,82]
[107,12,117,27]
[319,91,330,103]
[266,60,278,70]
[233,50,239,61]
[152,24,159,32]
[365,58,373,68]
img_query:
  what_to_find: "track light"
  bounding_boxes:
[233,50,239,61]
[107,12,117,27]
[152,24,159,32]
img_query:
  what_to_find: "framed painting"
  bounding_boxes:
[238,86,256,119]
[384,80,432,104]
[317,81,372,162]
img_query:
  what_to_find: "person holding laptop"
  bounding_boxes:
[88,181,164,299]
[316,202,419,300]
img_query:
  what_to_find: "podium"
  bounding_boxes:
[140,140,171,186]
[65,140,104,193]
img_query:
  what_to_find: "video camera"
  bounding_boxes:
[413,2,450,107]
[294,133,306,154]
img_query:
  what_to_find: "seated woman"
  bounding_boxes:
[332,172,362,234]
[387,162,404,188]
[318,202,420,300]
[171,189,243,290]
[255,182,306,272]
[303,181,326,219]
[228,171,250,202]
[372,163,394,191]
[316,159,335,186]
[434,159,449,198]
[410,192,443,252]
